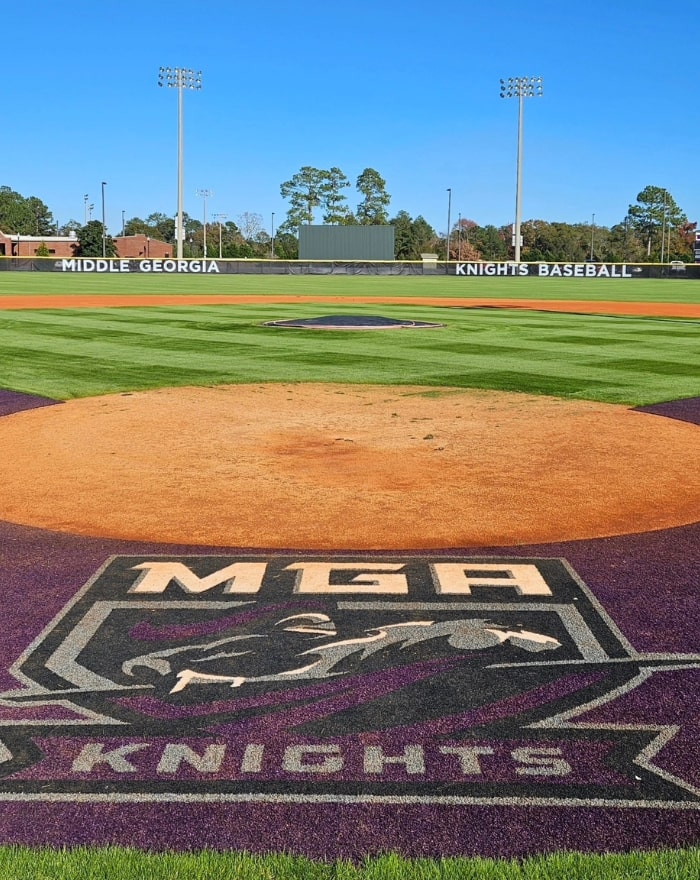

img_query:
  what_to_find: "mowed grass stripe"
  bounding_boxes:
[0,302,692,398]
[0,305,697,404]
[5,303,696,359]
[1,269,700,303]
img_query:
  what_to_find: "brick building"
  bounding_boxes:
[0,230,171,259]
[113,235,172,258]
[0,230,79,257]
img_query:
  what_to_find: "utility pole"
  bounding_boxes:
[101,181,107,257]
[196,189,213,256]
[213,212,227,258]
[446,188,452,263]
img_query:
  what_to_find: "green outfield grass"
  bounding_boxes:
[1,268,700,303]
[0,301,697,404]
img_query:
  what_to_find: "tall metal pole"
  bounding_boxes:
[660,190,668,264]
[213,212,227,258]
[271,212,275,258]
[158,67,202,259]
[446,188,452,263]
[178,80,184,257]
[590,213,595,261]
[197,189,212,257]
[500,77,543,262]
[515,93,523,261]
[101,181,107,257]
[84,194,89,226]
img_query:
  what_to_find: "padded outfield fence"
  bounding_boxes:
[1,257,700,278]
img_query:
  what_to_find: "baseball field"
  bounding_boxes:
[0,269,698,877]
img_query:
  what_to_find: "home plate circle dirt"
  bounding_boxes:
[0,383,699,548]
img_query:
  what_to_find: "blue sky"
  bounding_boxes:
[4,0,698,238]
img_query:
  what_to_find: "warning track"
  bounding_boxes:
[0,294,699,317]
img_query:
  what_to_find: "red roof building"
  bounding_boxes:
[0,230,171,259]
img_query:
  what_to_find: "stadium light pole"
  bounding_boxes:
[660,190,668,265]
[590,213,595,261]
[446,188,452,263]
[499,76,543,262]
[101,181,107,258]
[84,194,89,226]
[197,189,212,257]
[158,67,203,259]
[271,212,275,258]
[213,212,227,258]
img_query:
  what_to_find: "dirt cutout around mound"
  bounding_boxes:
[0,384,699,549]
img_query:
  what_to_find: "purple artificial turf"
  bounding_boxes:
[634,396,700,426]
[0,390,60,418]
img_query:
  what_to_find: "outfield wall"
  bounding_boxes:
[1,257,700,278]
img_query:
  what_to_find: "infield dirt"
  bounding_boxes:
[0,383,698,548]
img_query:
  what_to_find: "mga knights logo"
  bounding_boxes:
[0,555,698,806]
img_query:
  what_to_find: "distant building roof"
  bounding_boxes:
[0,229,77,241]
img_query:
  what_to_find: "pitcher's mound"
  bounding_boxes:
[263,315,443,330]
[0,384,698,549]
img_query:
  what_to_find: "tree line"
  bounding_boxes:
[0,180,696,262]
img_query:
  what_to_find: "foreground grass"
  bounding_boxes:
[1,268,700,303]
[0,846,698,879]
[0,302,698,404]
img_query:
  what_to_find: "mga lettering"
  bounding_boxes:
[286,562,409,594]
[130,561,268,594]
[431,563,552,596]
[127,560,555,596]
